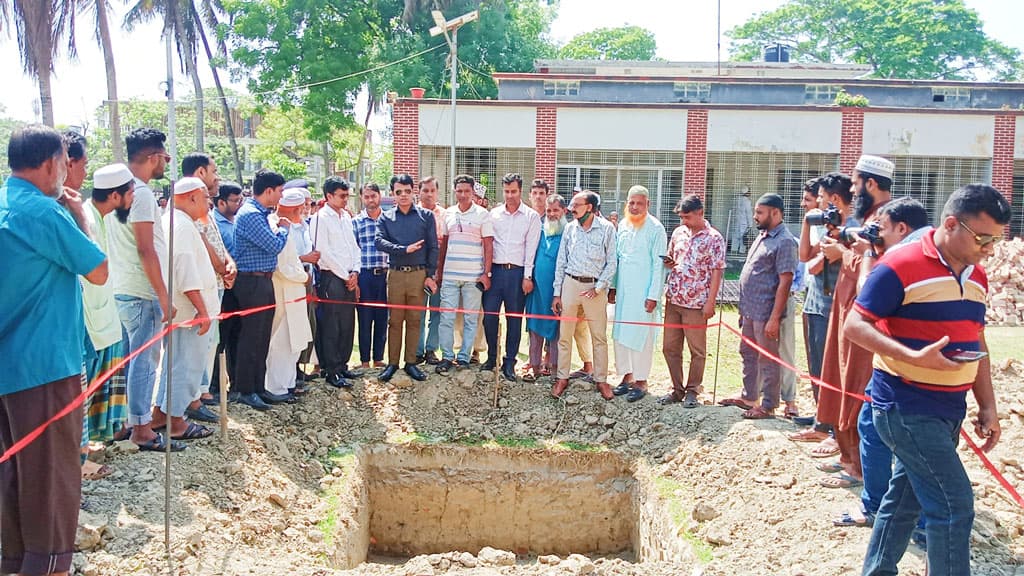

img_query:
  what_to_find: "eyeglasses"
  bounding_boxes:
[150,152,171,162]
[958,220,1002,247]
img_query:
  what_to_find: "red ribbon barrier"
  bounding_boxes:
[2,294,1020,510]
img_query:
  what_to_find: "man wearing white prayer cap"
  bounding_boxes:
[264,188,312,402]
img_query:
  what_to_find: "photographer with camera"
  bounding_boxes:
[815,156,893,491]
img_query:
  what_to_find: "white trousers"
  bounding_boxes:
[614,328,656,382]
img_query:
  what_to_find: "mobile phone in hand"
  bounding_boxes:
[423,286,434,296]
[942,349,988,363]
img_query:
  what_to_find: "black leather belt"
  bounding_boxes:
[363,267,388,276]
[569,274,597,283]
[393,265,425,272]
[238,271,273,278]
[495,263,522,270]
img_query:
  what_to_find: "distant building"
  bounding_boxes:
[393,59,1024,240]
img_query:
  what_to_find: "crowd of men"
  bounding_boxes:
[0,122,1012,576]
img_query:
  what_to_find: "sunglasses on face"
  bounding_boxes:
[958,220,1001,247]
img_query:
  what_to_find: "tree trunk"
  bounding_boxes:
[172,4,203,151]
[37,65,54,127]
[95,0,123,161]
[193,2,242,182]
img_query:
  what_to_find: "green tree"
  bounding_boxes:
[0,105,27,180]
[559,25,658,61]
[727,0,1022,80]
[0,1,79,126]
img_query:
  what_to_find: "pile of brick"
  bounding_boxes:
[985,237,1024,326]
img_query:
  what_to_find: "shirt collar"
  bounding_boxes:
[5,176,45,197]
[921,228,975,283]
[213,209,231,224]
[501,202,527,216]
[762,223,784,238]
[247,197,272,215]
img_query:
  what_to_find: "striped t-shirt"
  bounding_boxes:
[440,203,494,282]
[854,229,987,420]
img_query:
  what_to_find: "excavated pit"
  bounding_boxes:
[329,444,695,569]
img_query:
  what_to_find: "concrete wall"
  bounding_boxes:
[556,108,686,151]
[419,105,535,148]
[707,110,842,153]
[1017,116,1024,160]
[862,112,994,158]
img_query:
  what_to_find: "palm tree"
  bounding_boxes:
[85,0,123,161]
[125,0,205,152]
[0,1,79,126]
[190,0,242,182]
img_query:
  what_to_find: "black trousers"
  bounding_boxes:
[316,270,357,374]
[232,274,275,395]
[212,287,241,393]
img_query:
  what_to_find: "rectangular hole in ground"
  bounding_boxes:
[329,444,697,569]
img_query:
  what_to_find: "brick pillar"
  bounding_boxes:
[992,115,1016,204]
[392,100,419,179]
[535,107,557,184]
[839,108,865,173]
[683,109,708,198]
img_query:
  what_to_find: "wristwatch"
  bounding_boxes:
[486,272,492,278]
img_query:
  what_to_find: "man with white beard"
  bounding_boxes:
[523,194,568,381]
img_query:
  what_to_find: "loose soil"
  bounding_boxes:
[75,359,1024,576]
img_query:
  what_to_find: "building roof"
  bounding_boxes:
[530,59,874,79]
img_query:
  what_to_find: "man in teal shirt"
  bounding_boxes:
[0,125,108,576]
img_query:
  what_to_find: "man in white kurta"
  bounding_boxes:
[610,186,667,402]
[265,189,312,398]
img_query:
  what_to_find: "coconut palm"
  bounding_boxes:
[190,0,242,182]
[0,0,79,126]
[83,0,123,160]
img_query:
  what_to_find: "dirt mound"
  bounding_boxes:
[76,364,1024,575]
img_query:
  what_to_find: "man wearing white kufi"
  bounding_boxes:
[265,189,312,400]
[609,185,667,403]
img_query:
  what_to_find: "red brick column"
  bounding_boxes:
[535,107,557,184]
[839,108,865,173]
[683,109,708,198]
[992,115,1016,204]
[392,100,419,179]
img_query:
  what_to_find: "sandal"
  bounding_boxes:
[784,402,800,419]
[540,366,552,377]
[788,428,829,443]
[82,462,114,481]
[521,366,538,382]
[815,461,843,473]
[833,510,874,527]
[810,437,840,458]
[136,433,186,452]
[741,406,775,419]
[568,369,592,381]
[112,426,133,442]
[172,422,214,441]
[718,397,755,410]
[819,473,863,489]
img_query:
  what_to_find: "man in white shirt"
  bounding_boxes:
[310,177,362,388]
[150,177,217,444]
[483,173,541,382]
[435,175,493,373]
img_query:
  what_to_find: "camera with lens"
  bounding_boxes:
[838,222,882,246]
[805,205,842,227]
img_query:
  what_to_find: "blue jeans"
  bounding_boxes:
[115,295,163,426]
[155,325,213,418]
[482,266,525,366]
[859,402,928,529]
[804,312,828,383]
[863,407,973,576]
[357,271,388,363]
[439,279,482,363]
[417,291,442,357]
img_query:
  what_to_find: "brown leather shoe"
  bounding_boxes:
[596,382,614,400]
[551,378,569,398]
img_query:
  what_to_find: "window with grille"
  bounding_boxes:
[888,156,991,223]
[543,80,580,96]
[1011,160,1023,239]
[555,150,685,229]
[704,152,840,246]
[804,84,840,103]
[673,82,711,102]
[931,87,971,105]
[418,146,535,205]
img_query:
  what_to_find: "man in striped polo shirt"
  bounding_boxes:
[847,184,1011,576]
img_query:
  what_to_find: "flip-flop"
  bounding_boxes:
[82,463,114,481]
[112,427,133,442]
[810,438,841,458]
[171,422,214,441]
[815,461,843,473]
[788,428,829,443]
[136,433,186,452]
[718,397,755,410]
[833,510,873,527]
[819,473,863,489]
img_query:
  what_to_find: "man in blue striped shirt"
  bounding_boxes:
[231,169,289,410]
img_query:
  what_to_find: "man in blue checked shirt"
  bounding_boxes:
[353,183,390,370]
[230,168,289,411]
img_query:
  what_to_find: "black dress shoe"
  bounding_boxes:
[259,391,298,404]
[501,363,517,382]
[201,394,220,406]
[480,359,497,371]
[234,393,271,411]
[326,373,353,389]
[626,388,647,402]
[612,382,632,396]
[378,364,399,382]
[423,352,440,365]
[436,359,454,374]
[338,368,363,379]
[404,363,427,381]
